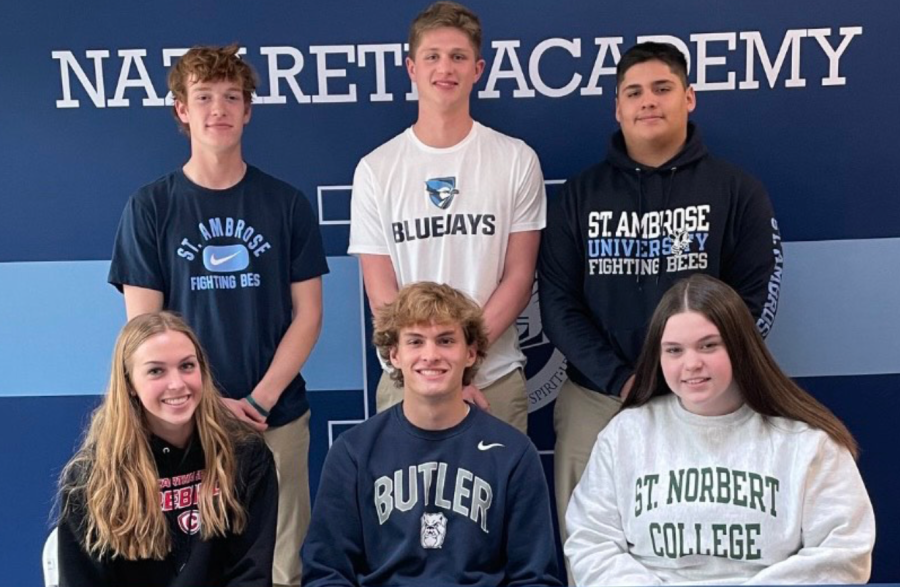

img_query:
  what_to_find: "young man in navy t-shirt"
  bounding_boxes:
[108,44,328,587]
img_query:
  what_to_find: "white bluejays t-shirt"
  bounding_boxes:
[349,122,546,387]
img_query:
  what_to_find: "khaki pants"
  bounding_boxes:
[376,368,529,434]
[553,379,621,584]
[263,411,311,587]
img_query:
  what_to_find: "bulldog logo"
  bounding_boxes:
[420,512,447,549]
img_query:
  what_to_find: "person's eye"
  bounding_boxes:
[147,367,163,376]
[180,361,196,371]
[664,348,682,355]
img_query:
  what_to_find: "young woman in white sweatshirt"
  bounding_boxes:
[565,274,875,585]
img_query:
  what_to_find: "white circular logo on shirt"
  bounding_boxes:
[518,282,568,413]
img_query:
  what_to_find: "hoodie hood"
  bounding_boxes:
[606,122,708,173]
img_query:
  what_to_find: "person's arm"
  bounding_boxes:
[57,488,113,586]
[123,285,164,319]
[505,444,562,587]
[301,440,365,587]
[222,440,279,587]
[108,190,167,313]
[565,432,662,586]
[349,158,398,313]
[241,278,323,421]
[359,254,399,312]
[721,178,783,339]
[743,436,875,585]
[538,183,633,395]
[482,230,540,346]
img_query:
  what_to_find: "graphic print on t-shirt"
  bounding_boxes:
[175,216,273,291]
[390,176,497,244]
[425,177,459,209]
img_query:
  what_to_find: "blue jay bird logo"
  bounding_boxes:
[425,177,459,209]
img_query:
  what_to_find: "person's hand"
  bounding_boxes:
[222,397,269,432]
[619,375,636,400]
[462,384,490,411]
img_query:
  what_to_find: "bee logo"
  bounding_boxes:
[670,229,692,256]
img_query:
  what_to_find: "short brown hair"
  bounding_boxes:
[408,1,483,60]
[167,44,257,135]
[373,282,488,387]
[617,42,689,89]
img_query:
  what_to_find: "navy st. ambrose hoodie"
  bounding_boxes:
[539,123,783,395]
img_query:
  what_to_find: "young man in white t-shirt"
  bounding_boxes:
[348,1,546,433]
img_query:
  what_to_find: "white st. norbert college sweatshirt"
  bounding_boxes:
[565,394,875,585]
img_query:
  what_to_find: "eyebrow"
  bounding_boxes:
[661,334,721,346]
[141,354,198,366]
[403,329,457,338]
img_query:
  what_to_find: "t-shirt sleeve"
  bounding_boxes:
[107,191,165,293]
[348,159,390,256]
[290,191,330,283]
[510,144,546,233]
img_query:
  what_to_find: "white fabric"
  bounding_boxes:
[349,122,546,387]
[565,394,875,585]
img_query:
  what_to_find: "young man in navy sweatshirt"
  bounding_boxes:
[538,41,784,563]
[302,282,560,587]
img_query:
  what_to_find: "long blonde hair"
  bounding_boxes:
[60,312,253,560]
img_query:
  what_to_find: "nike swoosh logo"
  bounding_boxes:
[477,441,504,451]
[209,252,240,266]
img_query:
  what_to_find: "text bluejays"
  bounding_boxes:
[374,463,493,533]
[392,214,496,244]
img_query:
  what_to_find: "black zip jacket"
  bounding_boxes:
[58,432,277,587]
[538,123,783,395]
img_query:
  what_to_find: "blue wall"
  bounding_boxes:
[2,1,898,585]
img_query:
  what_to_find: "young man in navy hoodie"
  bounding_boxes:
[302,282,560,587]
[538,41,784,560]
[108,45,328,587]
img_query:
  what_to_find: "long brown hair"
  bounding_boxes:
[623,274,858,458]
[60,312,253,560]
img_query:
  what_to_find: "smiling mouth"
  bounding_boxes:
[416,368,448,377]
[161,396,190,406]
[682,377,710,384]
